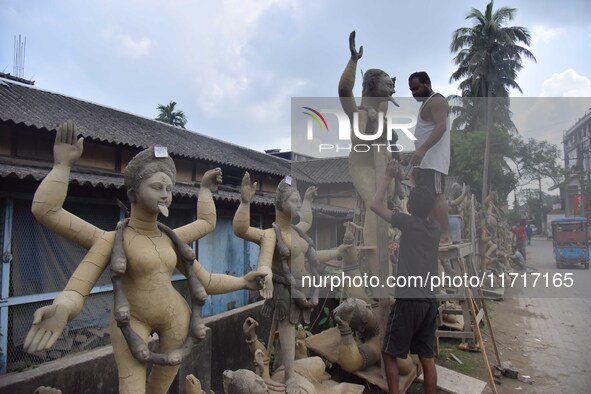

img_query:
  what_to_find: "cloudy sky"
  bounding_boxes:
[1,0,590,158]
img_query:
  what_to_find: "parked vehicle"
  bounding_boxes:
[546,213,565,238]
[551,217,589,269]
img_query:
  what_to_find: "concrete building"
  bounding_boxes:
[562,110,591,218]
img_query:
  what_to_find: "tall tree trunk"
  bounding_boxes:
[481,78,493,202]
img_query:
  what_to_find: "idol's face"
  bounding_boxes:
[136,171,173,215]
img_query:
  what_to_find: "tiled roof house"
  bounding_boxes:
[0,74,354,374]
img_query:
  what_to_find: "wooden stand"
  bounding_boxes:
[436,243,483,342]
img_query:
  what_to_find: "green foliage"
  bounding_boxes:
[450,0,536,99]
[506,210,523,225]
[509,137,564,186]
[449,0,536,201]
[155,100,188,128]
[449,96,516,134]
[450,128,516,202]
[317,306,335,331]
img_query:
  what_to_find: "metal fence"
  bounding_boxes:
[0,195,194,374]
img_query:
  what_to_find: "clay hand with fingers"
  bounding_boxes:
[24,303,70,352]
[303,185,318,203]
[349,30,363,61]
[201,167,222,192]
[240,172,258,204]
[53,120,84,167]
[243,271,268,291]
[258,266,274,300]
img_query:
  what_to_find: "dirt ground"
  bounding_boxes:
[360,236,591,393]
[471,236,591,394]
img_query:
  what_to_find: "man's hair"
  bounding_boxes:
[362,68,391,96]
[123,147,176,203]
[408,71,431,84]
[408,185,435,219]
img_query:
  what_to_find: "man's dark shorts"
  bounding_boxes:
[416,168,446,195]
[382,299,438,358]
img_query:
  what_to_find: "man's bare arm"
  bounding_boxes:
[410,95,449,165]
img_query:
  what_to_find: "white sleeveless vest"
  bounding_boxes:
[414,93,450,175]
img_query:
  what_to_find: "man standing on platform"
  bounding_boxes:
[408,71,452,246]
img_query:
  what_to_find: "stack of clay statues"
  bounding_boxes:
[25,31,535,394]
[22,32,431,394]
[24,120,365,393]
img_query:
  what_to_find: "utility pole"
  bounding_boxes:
[538,176,544,228]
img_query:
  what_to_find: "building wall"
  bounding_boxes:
[563,113,591,218]
[317,183,356,209]
[77,141,116,170]
[0,124,11,156]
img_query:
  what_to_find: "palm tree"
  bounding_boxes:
[156,101,188,128]
[448,94,517,134]
[450,0,535,201]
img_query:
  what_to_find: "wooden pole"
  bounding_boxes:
[458,256,498,394]
[470,194,502,366]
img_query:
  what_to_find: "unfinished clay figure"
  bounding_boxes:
[338,31,398,278]
[24,121,265,394]
[242,319,365,394]
[233,172,347,393]
[332,298,417,376]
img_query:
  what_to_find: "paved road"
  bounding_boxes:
[495,236,591,393]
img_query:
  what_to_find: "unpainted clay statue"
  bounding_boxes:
[24,121,265,394]
[448,182,471,241]
[223,368,268,394]
[338,222,371,300]
[185,375,210,394]
[33,387,62,394]
[477,211,501,273]
[338,31,398,278]
[332,298,417,376]
[295,323,308,360]
[241,320,364,394]
[233,173,347,393]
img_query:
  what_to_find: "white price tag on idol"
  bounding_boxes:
[154,146,169,158]
[285,175,292,185]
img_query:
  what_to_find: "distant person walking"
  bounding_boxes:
[525,224,533,246]
[512,220,527,261]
